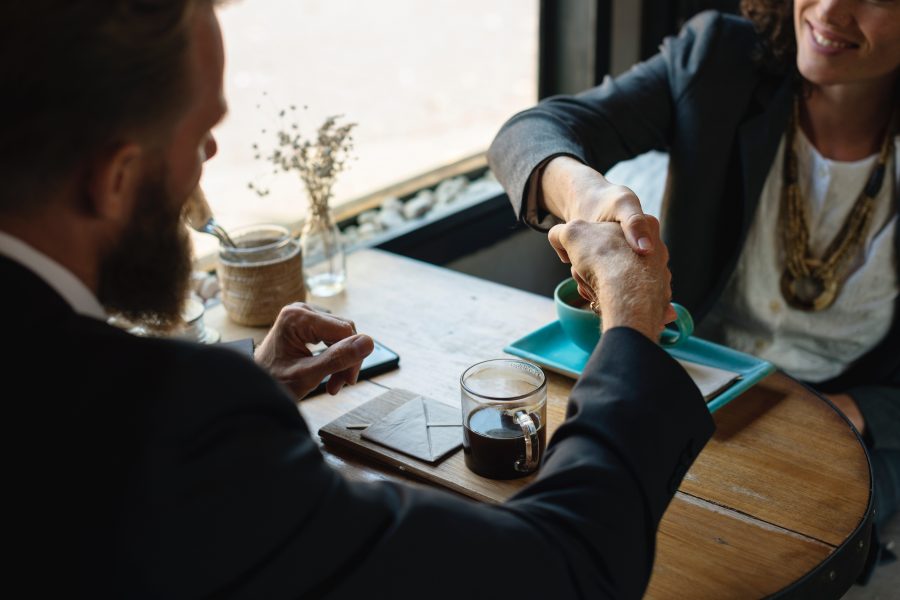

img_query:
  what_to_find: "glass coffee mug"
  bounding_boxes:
[460,359,547,480]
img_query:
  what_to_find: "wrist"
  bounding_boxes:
[599,309,658,343]
[602,317,659,344]
[544,157,618,223]
[541,156,588,221]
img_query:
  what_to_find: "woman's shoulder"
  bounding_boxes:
[660,10,766,94]
[676,10,759,50]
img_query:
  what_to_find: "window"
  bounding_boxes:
[195,0,539,259]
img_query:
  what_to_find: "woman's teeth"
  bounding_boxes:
[812,29,853,49]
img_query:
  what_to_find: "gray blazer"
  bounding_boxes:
[488,11,899,450]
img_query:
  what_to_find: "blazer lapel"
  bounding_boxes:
[0,255,74,320]
[738,76,793,234]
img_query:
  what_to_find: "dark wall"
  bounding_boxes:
[379,0,745,297]
[640,0,741,59]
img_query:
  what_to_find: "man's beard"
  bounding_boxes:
[97,169,192,331]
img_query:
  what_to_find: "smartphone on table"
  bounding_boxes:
[308,340,399,396]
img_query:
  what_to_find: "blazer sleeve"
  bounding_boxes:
[487,10,733,223]
[118,328,713,599]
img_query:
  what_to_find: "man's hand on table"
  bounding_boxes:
[254,303,374,398]
[540,156,655,254]
[548,218,676,342]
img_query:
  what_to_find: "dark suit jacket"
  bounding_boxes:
[4,254,713,598]
[488,10,899,451]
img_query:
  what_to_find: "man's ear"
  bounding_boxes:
[86,143,144,221]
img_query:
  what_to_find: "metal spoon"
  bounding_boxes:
[183,186,237,248]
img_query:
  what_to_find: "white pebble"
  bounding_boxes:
[403,190,436,219]
[357,210,380,226]
[377,208,406,230]
[435,176,467,204]
[358,222,380,239]
[197,275,220,301]
[381,196,403,212]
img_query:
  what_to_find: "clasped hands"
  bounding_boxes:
[542,157,867,433]
[543,156,677,341]
[252,157,674,398]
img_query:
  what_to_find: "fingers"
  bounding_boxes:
[305,334,374,394]
[644,214,661,240]
[616,196,653,255]
[663,303,677,324]
[572,267,596,303]
[279,303,357,346]
[316,334,373,375]
[547,224,570,263]
[326,370,354,395]
[332,334,374,393]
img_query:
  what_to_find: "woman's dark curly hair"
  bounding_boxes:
[741,0,796,72]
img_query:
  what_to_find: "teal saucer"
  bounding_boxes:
[504,321,775,413]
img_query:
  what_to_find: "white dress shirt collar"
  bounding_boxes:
[0,230,107,321]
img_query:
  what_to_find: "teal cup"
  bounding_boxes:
[554,277,694,353]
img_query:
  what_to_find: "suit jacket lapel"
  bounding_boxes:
[738,76,793,235]
[0,254,74,321]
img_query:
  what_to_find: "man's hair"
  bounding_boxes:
[0,1,209,212]
[740,0,795,72]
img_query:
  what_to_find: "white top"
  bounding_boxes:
[0,230,107,321]
[697,132,899,383]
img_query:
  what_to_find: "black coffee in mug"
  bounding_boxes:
[463,406,546,479]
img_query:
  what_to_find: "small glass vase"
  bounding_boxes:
[301,207,347,297]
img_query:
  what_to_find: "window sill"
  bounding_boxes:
[192,151,493,272]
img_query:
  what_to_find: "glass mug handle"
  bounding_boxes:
[514,410,540,473]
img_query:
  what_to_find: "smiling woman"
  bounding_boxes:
[192,0,538,259]
[794,0,900,91]
[487,0,899,585]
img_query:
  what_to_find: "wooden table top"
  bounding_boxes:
[206,248,873,599]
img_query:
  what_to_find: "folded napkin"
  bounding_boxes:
[361,396,462,463]
[677,359,742,400]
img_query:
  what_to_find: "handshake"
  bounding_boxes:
[547,216,676,343]
[252,214,675,401]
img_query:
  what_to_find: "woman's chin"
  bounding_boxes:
[797,57,851,88]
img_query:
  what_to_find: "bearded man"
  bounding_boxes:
[1,2,712,598]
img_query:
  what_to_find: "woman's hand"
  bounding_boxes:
[541,156,656,254]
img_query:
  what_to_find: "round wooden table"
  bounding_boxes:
[208,249,873,599]
[645,371,872,598]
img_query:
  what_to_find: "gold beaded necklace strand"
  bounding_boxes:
[779,96,897,311]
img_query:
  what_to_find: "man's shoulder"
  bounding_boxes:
[47,316,295,435]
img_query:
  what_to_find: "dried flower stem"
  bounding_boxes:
[249,106,356,218]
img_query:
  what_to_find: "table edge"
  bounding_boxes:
[765,372,876,598]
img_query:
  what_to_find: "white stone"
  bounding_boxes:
[197,274,220,301]
[377,208,406,230]
[435,176,467,205]
[403,191,435,220]
[456,179,501,203]
[341,225,359,244]
[357,209,380,226]
[357,222,380,239]
[381,196,403,212]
